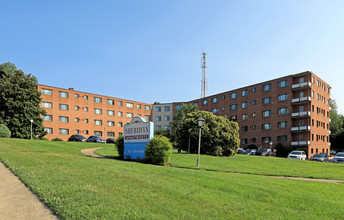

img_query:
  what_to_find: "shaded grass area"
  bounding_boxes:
[0,139,344,219]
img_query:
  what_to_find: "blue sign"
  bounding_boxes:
[123,116,154,159]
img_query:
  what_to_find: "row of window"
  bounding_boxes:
[44,116,125,127]
[241,135,287,145]
[41,88,151,110]
[156,125,171,130]
[155,116,170,122]
[155,106,171,112]
[228,107,288,121]
[242,121,288,132]
[45,127,123,137]
[314,77,330,94]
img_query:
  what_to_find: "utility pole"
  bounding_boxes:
[201,50,208,98]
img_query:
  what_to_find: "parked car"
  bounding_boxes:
[310,153,328,162]
[68,135,86,142]
[256,148,275,156]
[106,138,116,144]
[237,148,245,154]
[248,149,257,155]
[287,151,307,160]
[330,150,337,157]
[241,149,254,155]
[333,153,344,163]
[86,136,106,143]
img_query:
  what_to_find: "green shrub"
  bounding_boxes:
[0,124,11,138]
[51,138,63,141]
[245,144,257,149]
[115,136,124,159]
[145,136,173,166]
[274,143,295,158]
[40,137,49,141]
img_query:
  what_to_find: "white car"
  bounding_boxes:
[287,151,307,160]
[333,153,344,163]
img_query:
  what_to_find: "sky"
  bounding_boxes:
[1,0,344,113]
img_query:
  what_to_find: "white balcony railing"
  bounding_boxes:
[291,111,310,118]
[291,126,310,132]
[292,96,311,104]
[291,141,310,146]
[292,82,311,90]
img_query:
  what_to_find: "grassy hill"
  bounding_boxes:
[1,139,344,219]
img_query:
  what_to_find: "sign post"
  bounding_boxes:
[123,116,154,160]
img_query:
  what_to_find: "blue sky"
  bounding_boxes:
[1,0,344,113]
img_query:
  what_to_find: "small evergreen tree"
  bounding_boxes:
[115,136,124,159]
[0,124,11,138]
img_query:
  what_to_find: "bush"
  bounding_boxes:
[40,137,49,141]
[115,136,124,159]
[51,138,63,141]
[274,143,294,158]
[245,144,257,149]
[145,136,173,166]
[0,124,11,138]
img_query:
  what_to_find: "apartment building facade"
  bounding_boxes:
[162,71,331,158]
[38,84,152,141]
[151,103,173,130]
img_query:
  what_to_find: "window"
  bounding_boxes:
[94,131,102,136]
[59,91,69,98]
[252,88,256,93]
[175,105,181,110]
[41,88,52,96]
[75,94,79,99]
[75,129,80,134]
[242,102,248,109]
[277,135,287,142]
[59,116,69,123]
[107,110,115,116]
[278,80,288,88]
[252,125,256,130]
[262,123,271,130]
[212,97,218,103]
[222,106,225,111]
[59,128,69,135]
[299,78,304,83]
[164,116,170,121]
[230,104,237,111]
[94,97,102,103]
[85,130,89,135]
[127,113,133,118]
[118,101,123,106]
[126,103,133,108]
[242,90,248,96]
[104,99,114,106]
[42,115,52,121]
[156,116,161,121]
[85,119,89,123]
[230,116,237,121]
[312,91,314,98]
[262,97,271,105]
[262,84,271,92]
[252,138,256,143]
[242,114,248,120]
[193,102,198,106]
[278,94,288,102]
[221,95,226,100]
[118,111,123,117]
[118,122,123,127]
[45,127,53,134]
[252,100,256,105]
[75,118,80,122]
[212,108,219,113]
[262,137,271,143]
[156,125,162,130]
[242,139,248,144]
[84,95,88,100]
[107,132,115,137]
[75,106,80,111]
[94,120,102,126]
[164,125,170,130]
[278,121,288,128]
[164,106,170,112]
[94,108,102,115]
[145,105,151,110]
[202,100,208,105]
[145,115,151,121]
[262,110,271,117]
[119,132,123,136]
[137,104,141,109]
[107,121,115,127]
[312,77,315,83]
[278,107,288,115]
[59,104,69,110]
[42,102,52,109]
[156,106,161,112]
[252,112,256,118]
[230,92,237,99]
[242,126,248,132]
[84,107,88,112]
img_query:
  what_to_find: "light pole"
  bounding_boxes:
[269,141,273,157]
[30,118,33,140]
[197,117,205,168]
[188,128,191,154]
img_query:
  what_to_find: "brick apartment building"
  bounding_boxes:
[154,71,331,158]
[38,85,152,141]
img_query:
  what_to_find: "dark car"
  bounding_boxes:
[86,136,105,143]
[106,138,116,144]
[310,153,328,162]
[68,135,86,142]
[256,148,275,156]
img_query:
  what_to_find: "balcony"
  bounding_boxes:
[291,111,311,118]
[291,96,311,104]
[291,126,311,132]
[292,82,311,90]
[291,141,310,146]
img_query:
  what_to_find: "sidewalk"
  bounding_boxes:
[0,162,58,220]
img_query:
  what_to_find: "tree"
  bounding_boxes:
[154,129,171,139]
[330,99,344,136]
[175,111,240,156]
[0,62,46,139]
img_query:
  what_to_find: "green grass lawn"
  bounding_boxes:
[1,139,344,219]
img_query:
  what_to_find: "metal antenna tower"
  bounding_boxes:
[201,49,208,98]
